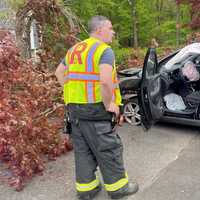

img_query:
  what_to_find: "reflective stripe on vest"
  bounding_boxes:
[76,177,100,192]
[65,72,100,82]
[86,42,101,72]
[85,42,101,103]
[63,37,122,105]
[104,173,129,192]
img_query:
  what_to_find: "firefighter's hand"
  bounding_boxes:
[106,102,119,117]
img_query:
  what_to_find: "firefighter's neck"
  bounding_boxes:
[90,33,106,43]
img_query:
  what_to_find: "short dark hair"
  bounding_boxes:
[88,15,109,34]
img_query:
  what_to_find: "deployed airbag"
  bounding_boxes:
[164,93,186,111]
[182,61,200,81]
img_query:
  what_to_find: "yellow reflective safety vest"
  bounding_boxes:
[63,37,122,105]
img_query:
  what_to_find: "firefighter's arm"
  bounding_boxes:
[99,63,119,116]
[55,63,66,87]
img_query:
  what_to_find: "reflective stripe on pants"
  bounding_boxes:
[104,173,128,192]
[76,177,100,192]
[69,105,128,193]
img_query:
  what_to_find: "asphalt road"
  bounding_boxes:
[1,122,200,200]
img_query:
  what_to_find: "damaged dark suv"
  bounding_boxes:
[119,43,200,129]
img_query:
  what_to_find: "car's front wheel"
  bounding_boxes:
[123,99,141,126]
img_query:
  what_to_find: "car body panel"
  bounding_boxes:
[161,116,200,127]
[117,67,141,77]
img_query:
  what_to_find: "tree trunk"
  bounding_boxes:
[155,0,164,26]
[131,0,138,48]
[176,4,180,47]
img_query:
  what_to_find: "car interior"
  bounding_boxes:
[118,49,200,124]
[160,55,200,120]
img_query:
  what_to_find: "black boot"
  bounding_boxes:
[77,185,102,200]
[108,182,139,199]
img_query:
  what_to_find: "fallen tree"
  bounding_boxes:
[0,30,72,191]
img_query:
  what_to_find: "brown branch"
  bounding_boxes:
[34,103,64,120]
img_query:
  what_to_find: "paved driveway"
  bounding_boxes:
[0,123,200,200]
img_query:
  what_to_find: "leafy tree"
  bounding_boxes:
[9,0,196,57]
[176,0,200,30]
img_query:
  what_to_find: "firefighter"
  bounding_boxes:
[55,15,139,200]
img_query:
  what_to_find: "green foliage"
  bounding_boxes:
[10,0,197,65]
[136,0,156,46]
[8,0,26,10]
[155,21,177,45]
[135,0,191,46]
[65,0,192,49]
[114,47,132,66]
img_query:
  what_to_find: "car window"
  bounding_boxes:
[146,52,157,78]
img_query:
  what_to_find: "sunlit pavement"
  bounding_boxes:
[1,123,200,200]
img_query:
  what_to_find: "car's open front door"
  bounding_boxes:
[139,48,165,130]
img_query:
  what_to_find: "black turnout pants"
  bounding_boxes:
[70,117,126,189]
